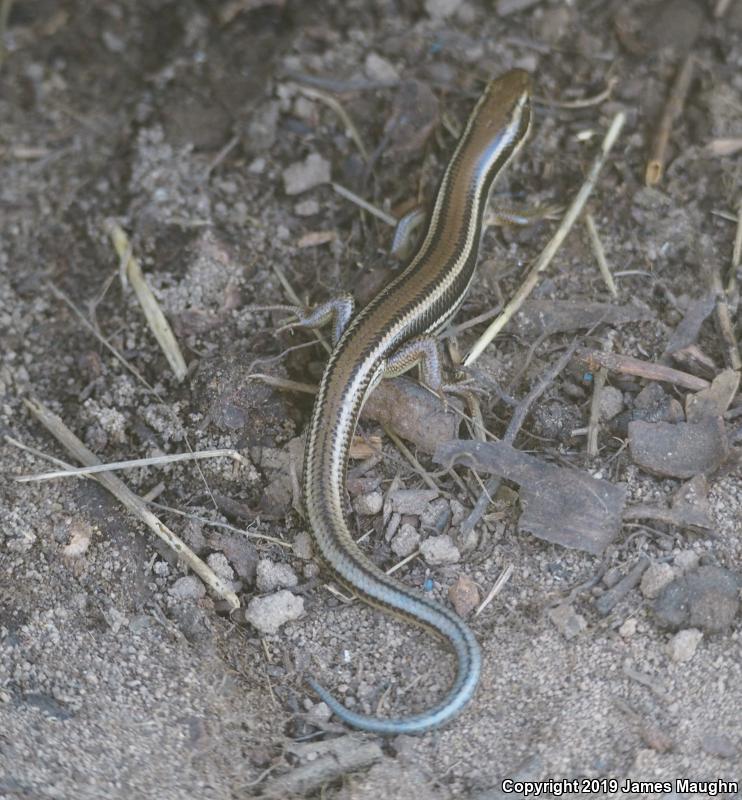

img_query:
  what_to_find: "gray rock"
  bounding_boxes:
[256,559,299,593]
[245,590,304,635]
[282,153,330,195]
[420,534,460,565]
[673,550,700,574]
[169,575,206,601]
[391,524,420,557]
[599,386,624,421]
[353,491,383,516]
[548,603,587,640]
[666,628,702,662]
[653,566,741,633]
[388,489,439,516]
[640,562,676,599]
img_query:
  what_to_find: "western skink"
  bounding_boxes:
[301,69,533,734]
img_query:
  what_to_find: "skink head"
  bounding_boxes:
[453,68,532,200]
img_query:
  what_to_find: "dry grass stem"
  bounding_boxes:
[24,397,239,609]
[704,138,742,157]
[248,373,317,394]
[464,111,626,367]
[16,448,250,483]
[147,501,291,548]
[386,549,420,576]
[585,213,618,297]
[296,85,368,161]
[587,366,608,457]
[331,181,397,226]
[538,76,618,109]
[729,198,742,298]
[645,56,695,187]
[107,222,187,381]
[475,563,514,617]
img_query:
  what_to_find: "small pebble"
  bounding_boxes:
[245,590,304,635]
[420,534,460,565]
[294,199,319,217]
[548,603,587,640]
[425,0,462,18]
[207,552,234,582]
[673,549,699,573]
[619,618,637,638]
[256,558,299,592]
[599,386,624,421]
[640,562,676,599]
[62,520,93,558]
[307,701,332,724]
[388,489,439,516]
[666,628,703,662]
[282,152,331,195]
[364,52,399,82]
[169,575,206,601]
[391,524,420,557]
[353,491,383,516]
[448,574,480,617]
[701,733,737,760]
[293,531,313,560]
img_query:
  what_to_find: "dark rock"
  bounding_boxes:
[653,566,742,633]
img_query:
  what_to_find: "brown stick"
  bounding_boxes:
[645,56,695,187]
[576,348,710,392]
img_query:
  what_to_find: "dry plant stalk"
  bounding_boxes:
[577,348,710,392]
[464,111,626,367]
[585,213,618,297]
[24,397,239,610]
[107,222,188,381]
[645,56,695,187]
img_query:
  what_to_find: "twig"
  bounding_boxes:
[146,501,291,548]
[460,341,579,536]
[704,138,742,157]
[23,397,239,610]
[330,182,397,226]
[537,76,618,109]
[295,85,368,161]
[729,197,741,298]
[464,111,626,366]
[107,222,187,381]
[382,425,442,495]
[15,448,249,483]
[247,373,317,394]
[714,0,733,17]
[474,563,514,617]
[709,260,741,370]
[47,283,219,511]
[645,56,695,187]
[386,549,420,576]
[283,70,398,93]
[202,134,240,181]
[0,0,13,65]
[576,347,710,392]
[586,366,608,457]
[585,213,617,297]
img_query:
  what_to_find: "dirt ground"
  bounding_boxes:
[1,1,741,798]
